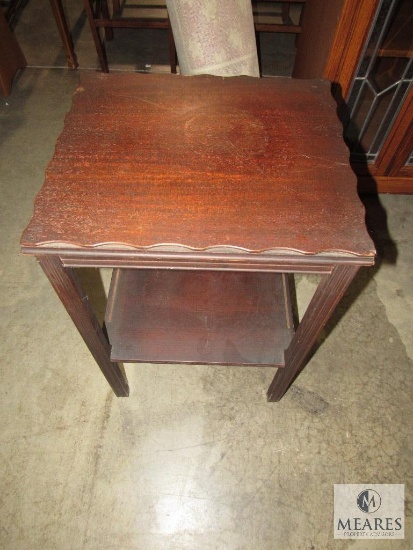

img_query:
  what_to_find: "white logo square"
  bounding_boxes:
[334,484,404,539]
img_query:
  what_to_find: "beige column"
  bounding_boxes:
[166,0,260,77]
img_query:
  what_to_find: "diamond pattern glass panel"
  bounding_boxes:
[345,0,413,164]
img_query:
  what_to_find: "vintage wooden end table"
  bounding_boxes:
[21,73,375,401]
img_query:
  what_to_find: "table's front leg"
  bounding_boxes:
[267,264,359,402]
[37,255,129,397]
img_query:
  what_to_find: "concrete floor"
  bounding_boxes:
[1,2,413,549]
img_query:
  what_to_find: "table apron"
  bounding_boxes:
[23,250,374,273]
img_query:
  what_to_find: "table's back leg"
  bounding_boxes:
[83,0,109,72]
[48,0,78,69]
[37,255,129,397]
[267,264,359,402]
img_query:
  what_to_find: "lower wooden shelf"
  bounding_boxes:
[105,269,295,367]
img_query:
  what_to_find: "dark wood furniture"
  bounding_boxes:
[253,0,306,35]
[252,0,306,73]
[0,9,26,96]
[49,0,78,69]
[21,73,375,401]
[4,0,78,70]
[84,0,177,73]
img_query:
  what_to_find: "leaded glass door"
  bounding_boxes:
[344,0,413,192]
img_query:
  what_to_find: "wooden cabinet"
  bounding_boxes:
[294,0,413,193]
[0,10,26,97]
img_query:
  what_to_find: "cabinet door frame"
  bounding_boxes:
[350,86,413,193]
[374,87,413,177]
[298,0,413,193]
[323,0,381,99]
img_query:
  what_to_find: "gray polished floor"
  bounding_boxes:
[1,2,412,549]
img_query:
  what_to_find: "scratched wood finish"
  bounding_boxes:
[20,73,376,400]
[21,72,375,259]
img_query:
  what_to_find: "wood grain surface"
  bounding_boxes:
[106,269,294,366]
[21,72,375,258]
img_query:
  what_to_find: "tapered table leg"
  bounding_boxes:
[267,264,359,402]
[37,255,129,397]
[49,0,79,69]
[84,0,109,72]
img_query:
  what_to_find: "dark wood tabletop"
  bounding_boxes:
[21,72,375,259]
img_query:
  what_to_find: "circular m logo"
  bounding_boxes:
[357,489,381,513]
